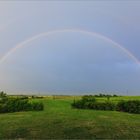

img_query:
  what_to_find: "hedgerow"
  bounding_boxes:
[0,92,44,113]
[116,100,140,114]
[72,95,140,114]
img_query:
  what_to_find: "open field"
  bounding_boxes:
[0,96,140,139]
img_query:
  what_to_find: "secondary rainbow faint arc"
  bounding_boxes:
[0,29,139,64]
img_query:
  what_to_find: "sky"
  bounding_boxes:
[0,1,140,95]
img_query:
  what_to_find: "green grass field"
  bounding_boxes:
[0,96,140,139]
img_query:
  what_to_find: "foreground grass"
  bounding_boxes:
[0,96,140,139]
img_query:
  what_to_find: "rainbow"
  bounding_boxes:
[0,29,139,64]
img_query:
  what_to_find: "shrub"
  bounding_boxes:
[72,100,85,109]
[117,100,140,114]
[3,98,31,112]
[72,100,116,111]
[72,95,96,109]
[94,94,119,97]
[82,95,96,102]
[72,96,140,114]
[0,91,8,103]
[0,91,7,98]
[18,96,29,100]
[92,102,116,111]
[0,104,7,113]
[72,95,115,111]
[0,94,44,113]
[31,102,44,111]
[31,96,44,99]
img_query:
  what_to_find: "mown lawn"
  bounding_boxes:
[0,96,140,139]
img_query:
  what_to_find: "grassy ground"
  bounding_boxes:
[0,96,140,139]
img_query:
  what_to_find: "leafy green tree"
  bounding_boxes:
[0,91,7,97]
[0,91,7,103]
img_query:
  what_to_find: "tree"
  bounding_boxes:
[0,91,7,103]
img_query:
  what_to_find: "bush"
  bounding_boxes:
[72,100,85,109]
[31,96,44,99]
[72,96,140,114]
[82,95,96,102]
[31,102,44,111]
[72,100,115,111]
[0,94,44,113]
[18,96,29,100]
[0,91,7,98]
[72,95,96,109]
[117,100,140,114]
[0,104,7,113]
[92,102,116,110]
[0,91,8,103]
[5,98,30,112]
[72,95,115,111]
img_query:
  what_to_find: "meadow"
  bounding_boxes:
[0,96,140,139]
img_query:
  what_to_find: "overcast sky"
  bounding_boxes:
[0,1,140,95]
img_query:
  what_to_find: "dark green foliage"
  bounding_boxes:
[72,100,85,109]
[31,102,44,110]
[117,100,140,114]
[0,91,8,103]
[18,96,29,100]
[72,95,115,111]
[90,102,116,111]
[72,95,96,109]
[5,98,31,112]
[0,104,7,113]
[113,94,118,97]
[72,95,140,114]
[82,95,96,102]
[0,91,7,97]
[0,92,44,113]
[72,100,115,111]
[31,95,44,99]
[94,93,119,97]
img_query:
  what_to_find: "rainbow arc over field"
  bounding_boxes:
[0,29,139,64]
